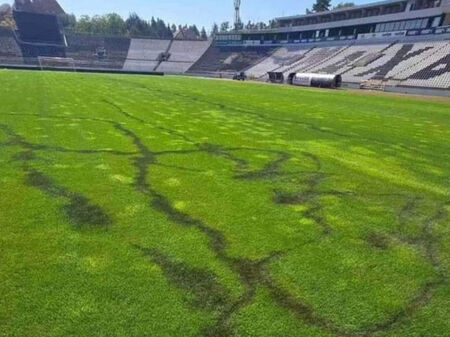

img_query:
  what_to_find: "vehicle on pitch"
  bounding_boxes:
[233,72,247,81]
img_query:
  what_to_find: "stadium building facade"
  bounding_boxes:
[216,0,450,45]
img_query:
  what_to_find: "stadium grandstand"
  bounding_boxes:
[0,0,449,95]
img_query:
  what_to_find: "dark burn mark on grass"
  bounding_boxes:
[135,244,285,337]
[1,92,446,337]
[102,98,196,144]
[111,77,445,162]
[114,123,156,192]
[263,202,450,337]
[366,232,391,250]
[235,151,291,180]
[274,171,332,234]
[13,150,36,162]
[264,278,351,337]
[27,169,62,197]
[117,118,352,335]
[0,121,135,157]
[116,122,271,336]
[1,124,111,229]
[398,197,422,235]
[103,99,146,124]
[119,119,350,336]
[418,201,449,274]
[26,169,111,229]
[136,246,230,311]
[198,143,249,171]
[353,200,450,336]
[63,195,111,228]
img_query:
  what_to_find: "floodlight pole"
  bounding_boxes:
[234,0,242,30]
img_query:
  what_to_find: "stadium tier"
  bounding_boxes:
[154,40,212,73]
[65,33,130,69]
[1,0,450,93]
[187,43,275,75]
[123,39,171,72]
[0,27,23,64]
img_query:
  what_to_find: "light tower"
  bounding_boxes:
[234,0,242,30]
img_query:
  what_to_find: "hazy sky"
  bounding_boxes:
[6,0,372,29]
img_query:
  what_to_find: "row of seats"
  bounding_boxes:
[155,40,211,73]
[0,27,23,62]
[188,43,275,75]
[309,44,390,75]
[1,28,449,89]
[282,46,346,75]
[65,33,130,69]
[124,39,170,62]
[395,43,450,89]
[246,46,311,78]
[246,40,450,89]
[123,39,211,73]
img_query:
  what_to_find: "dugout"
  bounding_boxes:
[268,72,284,84]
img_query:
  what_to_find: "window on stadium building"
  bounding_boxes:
[348,10,363,19]
[381,3,406,14]
[375,18,430,32]
[411,0,441,10]
[216,34,242,41]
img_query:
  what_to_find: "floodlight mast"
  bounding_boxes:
[234,0,242,30]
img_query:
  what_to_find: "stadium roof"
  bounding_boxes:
[13,0,65,16]
[275,0,407,21]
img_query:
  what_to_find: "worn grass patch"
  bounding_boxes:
[0,70,449,337]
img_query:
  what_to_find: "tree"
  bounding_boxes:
[311,0,332,12]
[220,21,230,32]
[167,24,174,39]
[190,24,200,37]
[269,20,279,29]
[60,13,77,29]
[200,27,207,40]
[150,17,157,38]
[104,13,126,35]
[155,18,167,38]
[76,15,93,33]
[126,13,151,37]
[334,2,355,9]
[47,10,201,39]
[210,23,219,37]
[0,3,15,28]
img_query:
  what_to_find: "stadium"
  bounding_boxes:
[0,0,449,337]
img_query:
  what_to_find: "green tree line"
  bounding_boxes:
[61,12,208,40]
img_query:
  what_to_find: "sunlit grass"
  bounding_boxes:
[0,70,449,337]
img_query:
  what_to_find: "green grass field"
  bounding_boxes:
[0,70,449,337]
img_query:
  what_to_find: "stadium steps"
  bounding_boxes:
[256,47,316,81]
[188,43,273,75]
[301,43,354,73]
[0,28,23,64]
[285,46,348,75]
[360,79,386,90]
[242,46,281,74]
[154,38,174,71]
[266,47,316,79]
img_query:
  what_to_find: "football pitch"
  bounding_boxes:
[0,70,449,337]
